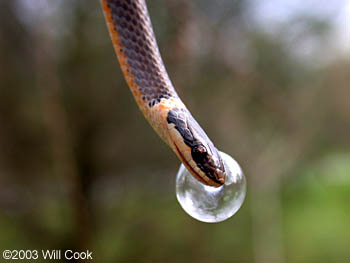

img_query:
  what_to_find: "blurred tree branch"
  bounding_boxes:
[33,12,92,261]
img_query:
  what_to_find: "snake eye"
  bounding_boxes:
[196,145,206,153]
[192,145,207,161]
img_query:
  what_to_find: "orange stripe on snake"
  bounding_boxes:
[101,0,225,187]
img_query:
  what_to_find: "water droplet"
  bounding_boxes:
[176,151,246,223]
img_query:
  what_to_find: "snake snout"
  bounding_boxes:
[201,153,226,186]
[215,168,225,185]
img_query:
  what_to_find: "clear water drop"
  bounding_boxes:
[176,151,246,223]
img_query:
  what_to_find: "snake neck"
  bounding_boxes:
[101,0,185,146]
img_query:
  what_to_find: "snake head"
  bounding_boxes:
[167,108,226,187]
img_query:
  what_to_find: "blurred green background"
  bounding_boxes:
[0,0,349,262]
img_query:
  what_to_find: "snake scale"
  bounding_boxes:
[101,0,225,187]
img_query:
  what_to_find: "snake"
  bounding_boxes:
[101,0,225,187]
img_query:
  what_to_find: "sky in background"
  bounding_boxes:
[252,0,349,53]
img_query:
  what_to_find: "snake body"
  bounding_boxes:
[101,0,225,187]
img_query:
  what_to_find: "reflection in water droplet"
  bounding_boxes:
[176,151,246,223]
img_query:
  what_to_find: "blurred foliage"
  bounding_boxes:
[0,0,349,262]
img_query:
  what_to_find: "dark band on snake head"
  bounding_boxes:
[167,109,225,185]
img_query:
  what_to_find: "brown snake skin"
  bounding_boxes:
[101,0,226,186]
[103,0,177,105]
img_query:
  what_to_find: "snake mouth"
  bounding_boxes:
[172,144,211,186]
[172,143,223,187]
